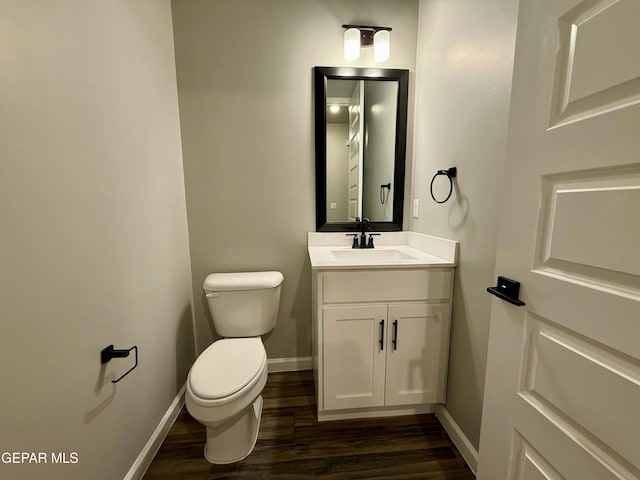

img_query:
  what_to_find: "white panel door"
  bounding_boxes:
[322,304,386,410]
[347,80,364,221]
[385,303,451,406]
[478,1,640,479]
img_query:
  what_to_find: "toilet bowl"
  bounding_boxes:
[185,271,283,464]
[186,337,268,463]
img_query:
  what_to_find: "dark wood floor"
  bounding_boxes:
[143,370,475,479]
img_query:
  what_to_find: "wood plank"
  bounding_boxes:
[143,371,474,479]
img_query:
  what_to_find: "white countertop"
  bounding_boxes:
[308,231,458,270]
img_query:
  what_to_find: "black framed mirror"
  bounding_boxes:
[314,66,409,232]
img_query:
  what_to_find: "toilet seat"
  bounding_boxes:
[188,337,266,407]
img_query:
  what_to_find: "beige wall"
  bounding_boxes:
[172,0,419,357]
[410,0,518,449]
[0,1,194,479]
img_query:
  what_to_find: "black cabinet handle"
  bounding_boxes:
[379,319,385,350]
[392,320,398,350]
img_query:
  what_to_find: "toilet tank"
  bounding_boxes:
[203,271,284,337]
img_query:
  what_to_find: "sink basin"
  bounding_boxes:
[331,249,418,262]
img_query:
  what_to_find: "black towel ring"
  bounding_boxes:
[430,167,457,204]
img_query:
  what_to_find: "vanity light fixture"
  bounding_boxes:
[342,25,392,63]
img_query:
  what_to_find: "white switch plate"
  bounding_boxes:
[412,199,420,218]
[330,203,337,209]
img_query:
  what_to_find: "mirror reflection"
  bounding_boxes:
[326,79,398,223]
[314,67,408,232]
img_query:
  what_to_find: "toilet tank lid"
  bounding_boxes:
[203,271,284,291]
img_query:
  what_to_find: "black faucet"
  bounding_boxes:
[346,218,380,248]
[359,218,370,248]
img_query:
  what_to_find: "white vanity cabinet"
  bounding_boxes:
[312,267,453,420]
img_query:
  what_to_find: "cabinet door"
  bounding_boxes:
[323,305,387,410]
[385,303,451,406]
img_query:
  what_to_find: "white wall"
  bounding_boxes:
[172,0,419,357]
[411,0,518,449]
[326,123,350,222]
[0,1,194,479]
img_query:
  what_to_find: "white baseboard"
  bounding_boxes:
[435,404,478,475]
[267,356,312,373]
[124,384,186,480]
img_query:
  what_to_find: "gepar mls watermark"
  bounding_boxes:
[1,452,79,464]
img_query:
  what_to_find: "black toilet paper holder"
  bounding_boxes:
[101,345,138,383]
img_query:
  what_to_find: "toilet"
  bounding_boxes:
[185,271,284,464]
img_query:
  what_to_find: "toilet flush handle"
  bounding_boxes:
[205,291,220,298]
